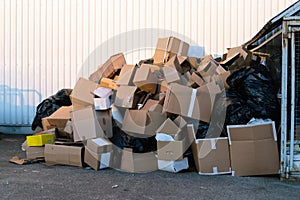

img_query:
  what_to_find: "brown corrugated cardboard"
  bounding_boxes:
[71,106,105,142]
[100,78,117,90]
[86,138,113,155]
[190,72,205,87]
[141,64,161,72]
[70,78,100,110]
[116,64,137,86]
[95,110,113,138]
[197,55,218,77]
[89,53,126,82]
[153,37,189,64]
[162,66,181,84]
[114,86,138,108]
[156,139,185,161]
[156,118,181,136]
[44,144,83,167]
[188,125,231,175]
[120,148,158,172]
[84,147,112,170]
[163,82,221,122]
[92,87,112,98]
[227,122,279,176]
[121,109,166,138]
[220,46,251,65]
[22,141,45,159]
[42,106,73,130]
[164,56,182,74]
[133,65,158,94]
[158,157,189,173]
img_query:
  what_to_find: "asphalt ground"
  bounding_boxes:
[0,133,300,200]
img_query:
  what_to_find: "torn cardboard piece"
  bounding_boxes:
[42,106,73,131]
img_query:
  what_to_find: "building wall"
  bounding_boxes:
[0,0,298,132]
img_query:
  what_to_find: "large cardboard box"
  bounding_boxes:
[71,106,105,141]
[114,86,138,108]
[44,144,83,167]
[227,121,280,176]
[116,64,137,86]
[163,82,221,122]
[121,108,166,138]
[153,37,189,64]
[133,65,158,94]
[120,148,158,173]
[89,53,126,82]
[189,123,231,175]
[84,147,112,170]
[42,106,73,130]
[70,78,100,110]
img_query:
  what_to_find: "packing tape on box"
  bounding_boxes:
[178,41,184,56]
[272,122,277,141]
[187,89,197,117]
[213,167,218,174]
[210,139,217,150]
[99,152,111,169]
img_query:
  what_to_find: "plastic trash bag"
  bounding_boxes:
[31,89,72,130]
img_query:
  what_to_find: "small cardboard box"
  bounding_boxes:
[120,148,158,173]
[121,108,167,138]
[94,97,111,110]
[89,53,126,82]
[190,72,205,87]
[86,138,113,155]
[27,133,55,147]
[100,78,117,90]
[70,78,100,110]
[162,66,181,84]
[42,106,73,130]
[22,141,45,159]
[44,144,84,167]
[197,55,218,77]
[84,147,112,170]
[71,106,105,142]
[153,37,189,64]
[163,82,221,122]
[116,64,137,86]
[189,123,231,175]
[227,121,280,176]
[92,87,112,98]
[95,110,113,138]
[158,157,189,173]
[114,86,138,108]
[133,65,158,94]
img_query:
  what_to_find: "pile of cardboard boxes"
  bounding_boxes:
[22,36,280,176]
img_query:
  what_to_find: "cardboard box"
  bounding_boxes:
[44,144,83,167]
[158,157,189,173]
[42,106,73,130]
[71,106,105,142]
[26,133,55,147]
[95,110,113,138]
[84,147,112,170]
[133,65,158,94]
[70,78,100,110]
[89,53,126,82]
[94,97,111,110]
[220,46,252,66]
[22,141,45,159]
[163,82,221,122]
[153,37,189,64]
[114,86,138,108]
[227,121,280,176]
[190,72,205,87]
[116,64,137,86]
[121,108,166,138]
[162,66,181,84]
[141,64,161,72]
[100,78,117,90]
[164,56,183,74]
[92,87,112,98]
[86,138,113,155]
[120,148,158,173]
[189,124,231,175]
[197,55,218,77]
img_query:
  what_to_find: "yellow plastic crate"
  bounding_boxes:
[26,133,55,147]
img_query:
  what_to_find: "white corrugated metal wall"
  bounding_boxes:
[0,0,298,133]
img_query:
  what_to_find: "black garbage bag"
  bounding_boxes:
[109,119,157,153]
[196,121,209,139]
[31,89,73,130]
[225,64,279,125]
